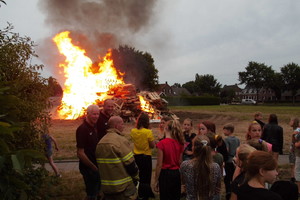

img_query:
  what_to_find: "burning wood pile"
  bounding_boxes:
[100,84,179,122]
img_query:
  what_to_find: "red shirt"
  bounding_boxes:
[157,138,184,170]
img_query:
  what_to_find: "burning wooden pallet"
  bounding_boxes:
[101,84,178,122]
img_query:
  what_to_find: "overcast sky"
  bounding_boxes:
[1,0,300,87]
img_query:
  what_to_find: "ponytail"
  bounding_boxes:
[193,135,213,199]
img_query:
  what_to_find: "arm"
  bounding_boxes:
[184,149,193,156]
[77,148,98,171]
[124,159,139,185]
[224,139,230,152]
[148,130,155,149]
[295,141,300,148]
[232,166,241,180]
[154,148,163,192]
[120,139,139,185]
[184,142,193,156]
[180,162,186,194]
[179,151,183,165]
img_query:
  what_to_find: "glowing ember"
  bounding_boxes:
[138,95,155,113]
[53,31,124,119]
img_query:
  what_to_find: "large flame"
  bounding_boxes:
[138,95,155,113]
[53,31,124,119]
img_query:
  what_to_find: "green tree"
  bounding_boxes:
[265,72,283,102]
[220,89,236,104]
[172,83,182,88]
[111,45,159,91]
[281,62,300,104]
[194,74,222,96]
[182,74,221,96]
[0,24,52,199]
[182,81,196,94]
[48,76,63,96]
[238,61,274,102]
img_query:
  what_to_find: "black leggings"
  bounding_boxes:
[159,169,181,200]
[134,154,154,199]
[134,154,152,184]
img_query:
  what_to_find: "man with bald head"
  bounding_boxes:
[76,104,101,200]
[96,116,139,200]
[96,99,115,141]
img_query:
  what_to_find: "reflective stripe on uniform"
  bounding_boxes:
[97,151,134,164]
[121,151,134,162]
[101,176,133,186]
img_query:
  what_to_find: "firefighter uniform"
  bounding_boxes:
[96,128,139,199]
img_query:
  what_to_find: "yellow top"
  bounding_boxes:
[130,128,154,156]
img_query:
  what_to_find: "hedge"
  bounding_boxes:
[163,96,220,106]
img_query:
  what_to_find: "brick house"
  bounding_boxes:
[237,86,275,102]
[157,82,173,96]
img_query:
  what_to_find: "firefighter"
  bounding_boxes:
[96,116,139,200]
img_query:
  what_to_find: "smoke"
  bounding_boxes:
[37,0,157,84]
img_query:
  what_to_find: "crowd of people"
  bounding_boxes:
[45,100,300,200]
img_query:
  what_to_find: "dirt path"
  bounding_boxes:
[46,154,289,174]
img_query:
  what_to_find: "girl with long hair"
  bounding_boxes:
[292,117,300,194]
[246,121,262,140]
[182,118,196,161]
[261,114,283,161]
[157,116,172,141]
[154,120,184,200]
[130,112,155,200]
[198,120,229,163]
[246,122,272,152]
[288,117,300,182]
[236,151,282,200]
[181,135,222,200]
[230,144,256,200]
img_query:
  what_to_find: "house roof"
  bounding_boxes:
[156,82,172,93]
[171,87,191,96]
[222,84,242,92]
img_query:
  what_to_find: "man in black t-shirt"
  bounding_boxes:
[76,104,100,200]
[96,99,114,141]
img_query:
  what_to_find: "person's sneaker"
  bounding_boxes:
[56,174,62,178]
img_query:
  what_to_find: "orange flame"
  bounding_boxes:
[138,95,155,113]
[53,31,124,119]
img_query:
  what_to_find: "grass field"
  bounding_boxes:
[47,105,299,199]
[51,105,300,159]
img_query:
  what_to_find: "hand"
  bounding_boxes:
[92,165,98,172]
[133,179,139,186]
[181,184,186,194]
[154,181,159,192]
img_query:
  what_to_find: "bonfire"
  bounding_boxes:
[52,31,176,122]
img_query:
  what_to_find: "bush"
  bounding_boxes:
[0,24,52,199]
[164,95,220,106]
